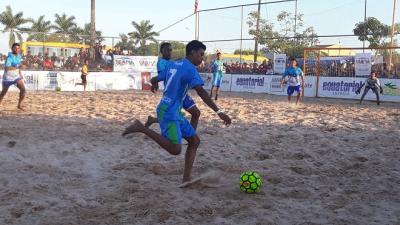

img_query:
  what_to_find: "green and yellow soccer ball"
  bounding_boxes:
[240,171,262,193]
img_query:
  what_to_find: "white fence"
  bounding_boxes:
[1,71,399,102]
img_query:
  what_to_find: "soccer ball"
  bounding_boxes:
[240,171,262,193]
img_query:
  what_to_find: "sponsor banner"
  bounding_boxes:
[318,77,400,102]
[355,53,372,76]
[113,55,158,73]
[113,72,142,90]
[88,72,136,91]
[269,75,285,95]
[141,72,151,91]
[200,73,232,91]
[268,75,316,97]
[380,78,400,102]
[273,54,286,74]
[0,70,41,91]
[231,74,268,93]
[318,77,364,99]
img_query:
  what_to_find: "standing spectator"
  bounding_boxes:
[51,52,57,63]
[79,47,87,65]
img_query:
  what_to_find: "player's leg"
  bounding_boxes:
[182,135,200,182]
[215,87,220,101]
[180,118,200,182]
[360,86,370,104]
[295,85,301,105]
[16,79,26,110]
[122,120,182,155]
[0,83,10,105]
[144,115,159,127]
[372,87,380,105]
[287,86,294,103]
[183,95,200,130]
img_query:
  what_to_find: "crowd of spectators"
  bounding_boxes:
[0,50,398,78]
[197,58,398,78]
[0,43,136,72]
[198,59,274,75]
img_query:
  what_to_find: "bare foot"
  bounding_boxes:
[122,120,145,136]
[144,116,158,127]
[17,106,26,111]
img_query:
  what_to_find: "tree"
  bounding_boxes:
[51,13,78,42]
[26,15,52,41]
[247,11,318,58]
[128,20,159,55]
[169,41,186,59]
[0,6,31,48]
[114,33,135,52]
[78,23,103,44]
[353,17,391,48]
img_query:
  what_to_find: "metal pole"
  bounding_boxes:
[388,0,397,74]
[195,13,198,40]
[197,12,200,40]
[254,0,262,63]
[240,6,243,64]
[303,48,307,97]
[316,50,321,97]
[294,0,298,42]
[293,0,298,56]
[90,0,96,62]
[363,0,367,52]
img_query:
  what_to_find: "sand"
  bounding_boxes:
[0,90,399,225]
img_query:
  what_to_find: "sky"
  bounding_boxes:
[0,0,398,53]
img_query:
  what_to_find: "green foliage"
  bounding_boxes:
[353,17,391,48]
[0,6,31,48]
[128,20,159,55]
[247,10,318,58]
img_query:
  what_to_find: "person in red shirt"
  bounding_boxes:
[43,57,54,70]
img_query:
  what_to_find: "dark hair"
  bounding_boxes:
[160,42,171,52]
[371,70,377,75]
[289,57,296,62]
[11,43,20,49]
[186,40,206,56]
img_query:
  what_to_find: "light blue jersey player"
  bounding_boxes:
[123,40,231,184]
[210,52,225,100]
[0,43,27,110]
[281,58,304,104]
[145,42,201,130]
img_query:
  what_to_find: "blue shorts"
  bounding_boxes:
[287,85,301,96]
[182,95,196,111]
[2,78,22,87]
[212,74,222,87]
[159,118,196,144]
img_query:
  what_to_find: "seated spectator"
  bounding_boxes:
[54,57,63,70]
[43,57,54,70]
[266,66,274,75]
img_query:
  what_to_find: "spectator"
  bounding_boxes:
[54,57,63,70]
[51,52,57,63]
[43,57,54,70]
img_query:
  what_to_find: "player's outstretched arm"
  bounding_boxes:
[194,85,231,125]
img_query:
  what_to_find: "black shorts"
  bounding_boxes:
[81,75,87,84]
